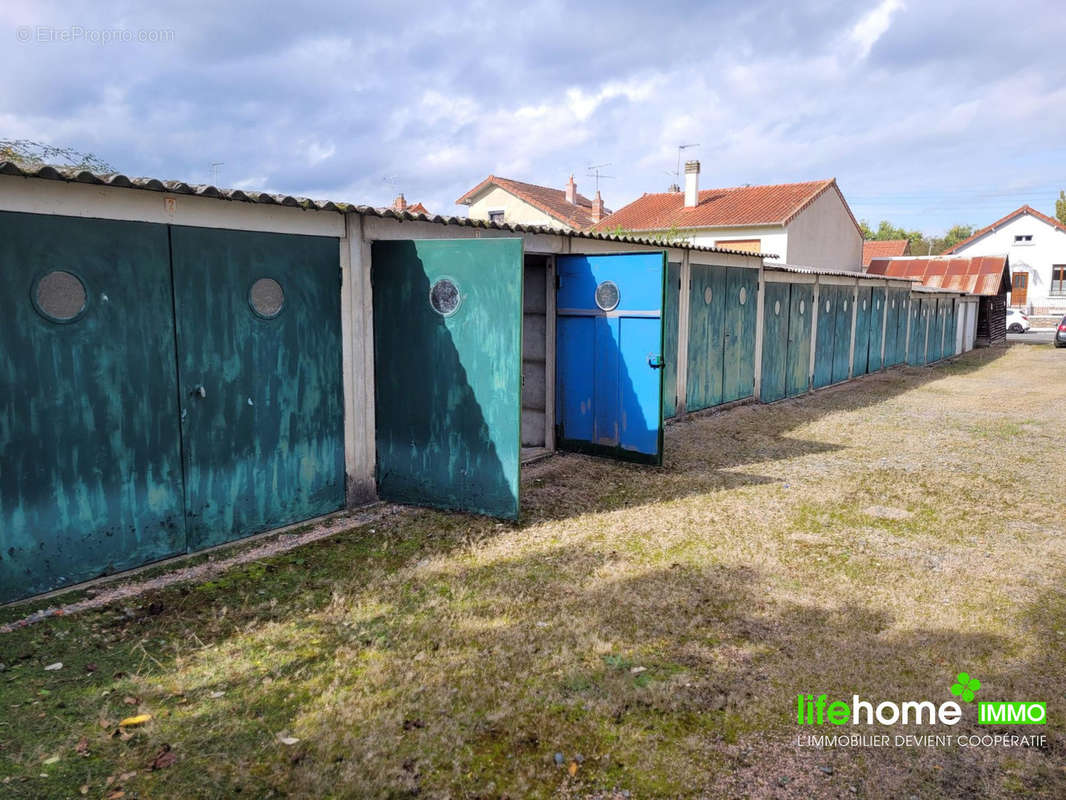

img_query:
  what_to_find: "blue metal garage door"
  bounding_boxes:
[556,252,666,465]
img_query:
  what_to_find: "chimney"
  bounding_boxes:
[684,160,700,208]
[591,190,604,223]
[393,193,407,212]
[565,174,577,205]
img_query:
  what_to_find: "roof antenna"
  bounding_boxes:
[210,162,224,185]
[586,162,615,193]
[672,144,699,179]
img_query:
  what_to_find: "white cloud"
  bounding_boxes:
[3,0,1065,231]
[850,0,906,59]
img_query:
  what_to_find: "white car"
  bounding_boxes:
[1007,309,1031,333]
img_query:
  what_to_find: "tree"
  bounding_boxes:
[607,223,688,244]
[860,217,973,256]
[940,224,974,252]
[1057,190,1066,226]
[0,139,114,172]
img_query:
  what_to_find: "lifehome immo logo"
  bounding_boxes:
[795,672,1047,749]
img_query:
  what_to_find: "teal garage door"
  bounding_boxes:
[170,227,345,550]
[723,267,758,403]
[686,264,726,411]
[908,298,926,365]
[884,291,901,366]
[831,286,853,384]
[853,287,872,377]
[813,286,837,389]
[785,283,813,397]
[760,282,790,403]
[946,299,958,357]
[867,288,886,372]
[936,300,949,360]
[373,239,524,519]
[891,291,910,366]
[0,212,186,603]
[931,299,944,362]
[663,262,681,418]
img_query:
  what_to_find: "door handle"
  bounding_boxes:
[648,354,665,369]
[192,385,206,399]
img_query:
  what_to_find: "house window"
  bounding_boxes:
[488,210,505,225]
[1052,266,1066,296]
[1013,234,1033,245]
[716,238,761,253]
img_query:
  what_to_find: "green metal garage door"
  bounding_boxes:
[372,239,523,520]
[759,282,790,403]
[889,291,910,366]
[0,212,186,603]
[663,262,681,418]
[908,298,927,365]
[853,287,872,377]
[867,288,886,372]
[723,267,758,403]
[686,264,726,411]
[170,226,346,551]
[785,283,813,397]
[831,286,853,384]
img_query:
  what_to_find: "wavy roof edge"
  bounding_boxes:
[0,161,775,258]
[765,262,912,282]
[767,261,972,295]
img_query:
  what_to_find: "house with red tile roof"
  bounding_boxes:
[862,238,910,266]
[943,205,1066,314]
[589,161,863,269]
[456,175,609,231]
[391,194,430,216]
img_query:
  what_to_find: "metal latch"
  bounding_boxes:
[648,354,665,369]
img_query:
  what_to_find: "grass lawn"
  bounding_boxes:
[1,344,1064,799]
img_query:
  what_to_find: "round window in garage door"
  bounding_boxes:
[249,277,285,319]
[429,277,462,317]
[33,269,88,323]
[595,280,620,312]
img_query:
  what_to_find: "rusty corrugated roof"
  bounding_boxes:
[866,255,1008,296]
[0,161,775,258]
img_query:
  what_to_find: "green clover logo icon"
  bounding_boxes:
[950,672,981,703]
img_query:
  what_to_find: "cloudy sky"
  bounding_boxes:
[2,0,1064,233]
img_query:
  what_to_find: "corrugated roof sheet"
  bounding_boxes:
[764,262,948,287]
[0,161,773,258]
[866,255,1009,296]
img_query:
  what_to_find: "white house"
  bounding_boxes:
[590,161,864,269]
[945,205,1066,314]
[456,174,608,230]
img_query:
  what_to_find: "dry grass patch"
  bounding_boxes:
[1,345,1064,798]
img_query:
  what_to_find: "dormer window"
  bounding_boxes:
[1013,234,1033,245]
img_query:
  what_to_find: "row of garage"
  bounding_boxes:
[658,263,977,418]
[0,166,977,602]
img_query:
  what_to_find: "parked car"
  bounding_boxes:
[1056,314,1066,348]
[1007,308,1031,333]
